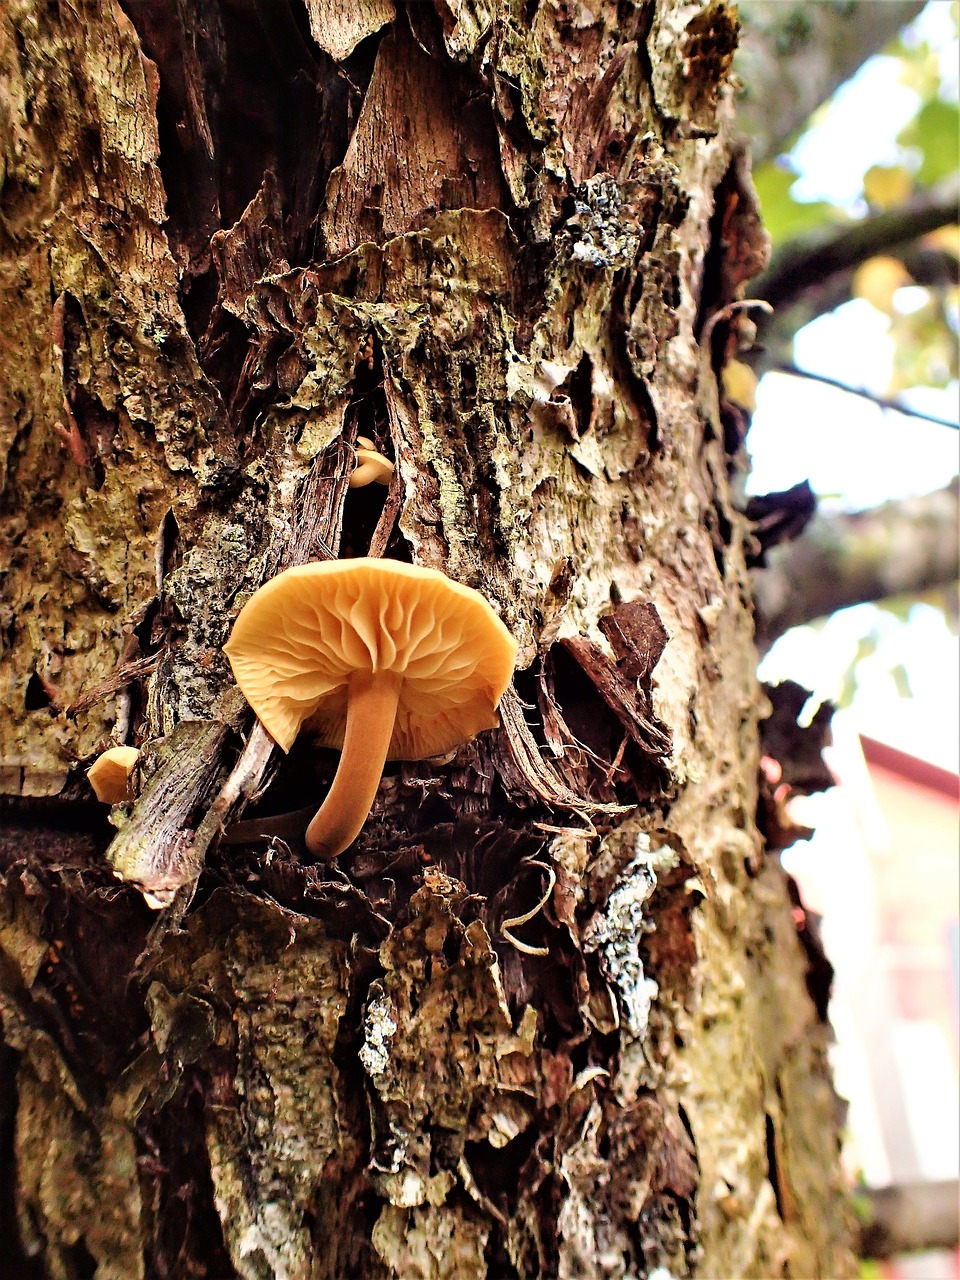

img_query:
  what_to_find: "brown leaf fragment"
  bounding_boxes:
[560,601,672,765]
[757,681,835,855]
[785,873,835,1023]
[745,481,817,565]
[760,681,834,796]
[598,600,669,688]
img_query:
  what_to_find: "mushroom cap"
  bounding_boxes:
[87,745,140,804]
[224,559,517,758]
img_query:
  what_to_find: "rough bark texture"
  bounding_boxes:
[0,2,854,1277]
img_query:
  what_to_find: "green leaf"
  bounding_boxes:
[751,163,840,245]
[899,98,960,185]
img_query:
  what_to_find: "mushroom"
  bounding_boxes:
[223,558,517,859]
[350,436,394,488]
[87,745,140,804]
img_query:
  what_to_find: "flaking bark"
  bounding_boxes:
[1,2,854,1277]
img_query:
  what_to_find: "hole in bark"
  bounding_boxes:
[63,1239,97,1280]
[442,927,461,966]
[543,646,633,799]
[198,309,250,413]
[159,507,182,580]
[0,1043,46,1280]
[124,0,380,313]
[339,337,394,559]
[465,1125,538,1205]
[485,1232,522,1280]
[144,1075,236,1278]
[340,472,391,557]
[24,672,54,712]
[555,353,593,439]
[461,359,477,410]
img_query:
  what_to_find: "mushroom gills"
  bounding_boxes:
[223,558,518,859]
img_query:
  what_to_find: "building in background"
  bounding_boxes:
[786,716,960,1278]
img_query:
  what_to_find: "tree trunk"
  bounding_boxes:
[0,2,854,1277]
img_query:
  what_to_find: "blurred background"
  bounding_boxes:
[734,3,959,1275]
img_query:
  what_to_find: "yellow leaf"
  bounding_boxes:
[922,223,960,256]
[852,256,912,314]
[722,359,758,411]
[863,164,913,209]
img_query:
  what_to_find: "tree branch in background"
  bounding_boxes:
[858,1180,960,1260]
[754,184,959,312]
[772,364,960,431]
[735,0,927,166]
[747,185,959,372]
[753,480,960,649]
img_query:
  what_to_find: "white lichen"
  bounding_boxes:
[567,175,643,271]
[586,835,679,1038]
[359,982,398,1079]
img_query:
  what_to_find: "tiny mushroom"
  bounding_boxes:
[349,436,394,488]
[224,558,517,859]
[87,745,140,804]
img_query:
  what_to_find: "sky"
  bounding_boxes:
[745,2,960,771]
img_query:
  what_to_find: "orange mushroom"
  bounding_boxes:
[87,745,140,804]
[224,559,517,859]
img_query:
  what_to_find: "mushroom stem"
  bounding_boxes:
[305,670,401,859]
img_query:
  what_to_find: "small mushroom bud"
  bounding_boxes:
[350,436,394,488]
[87,745,140,804]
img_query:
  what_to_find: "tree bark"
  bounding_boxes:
[0,2,854,1277]
[858,1180,960,1260]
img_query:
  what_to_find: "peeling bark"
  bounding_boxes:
[0,2,854,1277]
